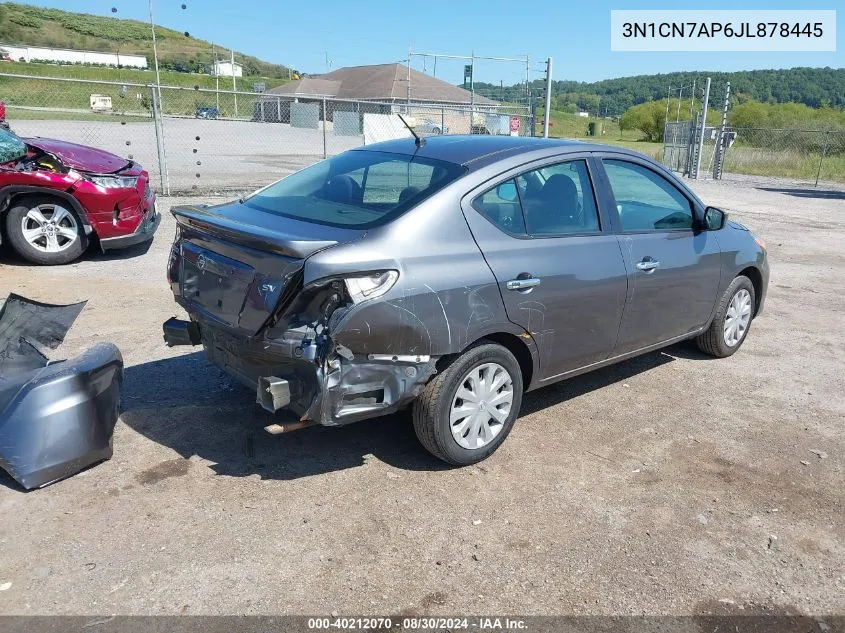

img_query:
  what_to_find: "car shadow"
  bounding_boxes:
[757,187,845,200]
[0,239,152,267]
[89,239,155,260]
[119,343,695,481]
[120,351,448,480]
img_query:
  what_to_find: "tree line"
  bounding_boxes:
[472,67,845,115]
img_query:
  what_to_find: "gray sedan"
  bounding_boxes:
[164,136,769,465]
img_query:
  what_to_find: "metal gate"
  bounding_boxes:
[662,120,696,175]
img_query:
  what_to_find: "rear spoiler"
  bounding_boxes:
[171,204,340,259]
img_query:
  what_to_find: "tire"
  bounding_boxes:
[431,127,441,135]
[696,275,756,358]
[413,341,524,465]
[4,195,86,265]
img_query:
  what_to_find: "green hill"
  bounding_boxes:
[0,2,292,78]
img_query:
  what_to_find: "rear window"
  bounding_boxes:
[244,150,466,228]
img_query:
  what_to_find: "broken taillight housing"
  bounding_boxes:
[344,271,399,304]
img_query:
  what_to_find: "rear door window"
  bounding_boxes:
[516,159,600,235]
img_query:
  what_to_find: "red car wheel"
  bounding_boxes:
[4,195,87,265]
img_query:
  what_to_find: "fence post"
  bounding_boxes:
[441,107,445,134]
[322,98,328,159]
[815,131,829,187]
[542,57,553,139]
[693,77,711,179]
[712,81,731,180]
[150,84,170,195]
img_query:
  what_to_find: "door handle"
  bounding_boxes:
[636,259,660,273]
[506,277,541,291]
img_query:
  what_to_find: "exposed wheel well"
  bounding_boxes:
[738,266,763,315]
[436,332,534,391]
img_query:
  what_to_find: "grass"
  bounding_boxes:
[6,105,150,122]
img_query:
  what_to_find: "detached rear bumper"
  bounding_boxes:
[100,205,161,251]
[0,343,123,490]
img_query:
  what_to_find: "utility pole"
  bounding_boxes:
[694,77,711,180]
[676,85,683,122]
[148,0,167,195]
[407,46,411,110]
[231,49,237,118]
[713,81,731,179]
[542,57,553,139]
[212,41,219,112]
[469,51,475,114]
[148,0,162,105]
[689,79,696,118]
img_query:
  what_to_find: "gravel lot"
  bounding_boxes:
[0,175,842,617]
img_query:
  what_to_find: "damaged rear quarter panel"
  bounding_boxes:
[304,185,538,362]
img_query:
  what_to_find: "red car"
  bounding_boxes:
[0,127,159,265]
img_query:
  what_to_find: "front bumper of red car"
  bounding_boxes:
[99,202,161,251]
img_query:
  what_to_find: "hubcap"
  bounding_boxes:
[723,288,752,347]
[21,204,78,253]
[450,362,513,450]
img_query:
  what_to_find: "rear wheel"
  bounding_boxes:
[4,196,86,265]
[696,275,756,358]
[413,342,523,465]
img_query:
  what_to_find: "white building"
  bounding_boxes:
[0,43,148,68]
[211,60,243,77]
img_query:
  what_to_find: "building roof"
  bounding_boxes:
[267,78,342,97]
[266,63,497,105]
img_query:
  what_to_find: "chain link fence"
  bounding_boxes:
[8,72,839,192]
[1,72,533,195]
[663,118,845,186]
[716,127,845,185]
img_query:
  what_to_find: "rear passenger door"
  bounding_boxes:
[595,156,722,354]
[462,156,628,381]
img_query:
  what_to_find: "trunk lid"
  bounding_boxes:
[24,137,130,173]
[171,200,364,335]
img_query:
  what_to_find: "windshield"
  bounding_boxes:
[0,128,26,164]
[244,150,466,228]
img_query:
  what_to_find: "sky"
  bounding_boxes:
[14,0,844,85]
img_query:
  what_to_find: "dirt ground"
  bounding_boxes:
[0,174,842,617]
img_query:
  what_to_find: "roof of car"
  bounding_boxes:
[354,135,641,170]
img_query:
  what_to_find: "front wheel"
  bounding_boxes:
[4,196,86,265]
[413,342,523,465]
[696,275,756,358]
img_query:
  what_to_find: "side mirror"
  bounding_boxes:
[496,181,518,202]
[703,206,728,231]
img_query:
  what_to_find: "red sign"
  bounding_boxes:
[510,116,520,132]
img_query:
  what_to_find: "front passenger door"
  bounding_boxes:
[599,158,722,354]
